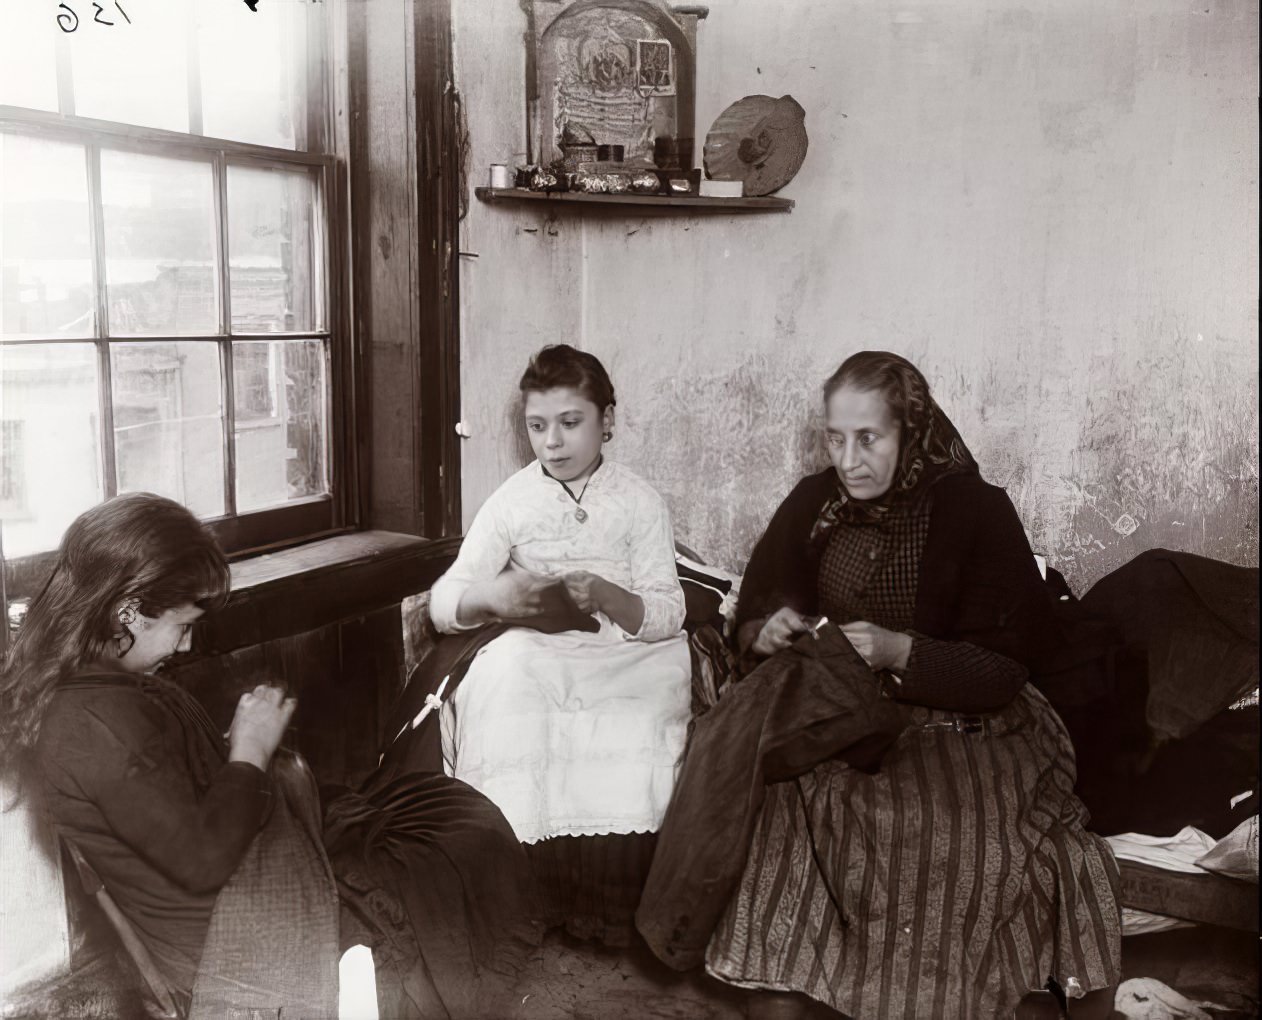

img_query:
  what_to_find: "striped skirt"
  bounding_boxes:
[704,685,1122,1019]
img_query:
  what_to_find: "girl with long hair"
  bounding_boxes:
[1,492,537,1018]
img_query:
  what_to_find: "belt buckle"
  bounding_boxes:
[955,716,987,735]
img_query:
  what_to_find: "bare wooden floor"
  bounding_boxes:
[512,931,748,1020]
[8,925,1258,1019]
[3,931,751,1020]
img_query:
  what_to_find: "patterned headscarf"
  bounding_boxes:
[810,352,977,543]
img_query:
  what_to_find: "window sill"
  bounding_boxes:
[194,530,462,658]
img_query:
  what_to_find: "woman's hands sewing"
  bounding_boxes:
[839,621,913,673]
[228,684,297,772]
[751,609,913,673]
[562,570,645,636]
[751,607,811,656]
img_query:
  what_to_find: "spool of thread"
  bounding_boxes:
[488,164,512,189]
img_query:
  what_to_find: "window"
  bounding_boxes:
[1,420,26,515]
[0,0,345,569]
[234,343,279,422]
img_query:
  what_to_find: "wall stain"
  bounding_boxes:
[613,344,1258,595]
[456,0,1258,599]
[617,352,825,574]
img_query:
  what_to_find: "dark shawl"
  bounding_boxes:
[737,468,1071,675]
[735,351,1079,681]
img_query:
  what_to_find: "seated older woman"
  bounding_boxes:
[0,493,537,1019]
[638,352,1122,1019]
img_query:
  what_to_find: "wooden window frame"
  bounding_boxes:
[414,0,462,540]
[341,0,462,540]
[0,108,354,576]
[1,0,464,653]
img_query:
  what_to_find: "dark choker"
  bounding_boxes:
[543,457,602,523]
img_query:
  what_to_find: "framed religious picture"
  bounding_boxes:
[636,38,674,96]
[522,0,707,169]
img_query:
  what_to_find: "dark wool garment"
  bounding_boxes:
[736,468,1069,711]
[816,493,1030,712]
[37,671,541,1019]
[36,674,273,994]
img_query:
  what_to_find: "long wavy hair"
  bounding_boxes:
[0,493,230,781]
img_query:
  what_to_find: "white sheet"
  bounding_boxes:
[1120,907,1194,936]
[1105,826,1218,874]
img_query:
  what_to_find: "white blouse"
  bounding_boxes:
[430,460,686,642]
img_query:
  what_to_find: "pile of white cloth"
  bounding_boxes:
[1106,817,1258,935]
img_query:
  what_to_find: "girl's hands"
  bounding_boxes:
[561,570,604,613]
[456,565,554,626]
[458,564,645,634]
[562,570,645,635]
[484,565,554,619]
[228,684,297,771]
[839,621,913,672]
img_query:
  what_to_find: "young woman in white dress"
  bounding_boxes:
[430,344,691,941]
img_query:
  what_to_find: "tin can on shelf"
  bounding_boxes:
[488,164,512,189]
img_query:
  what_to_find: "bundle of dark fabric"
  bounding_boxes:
[322,769,541,1019]
[1052,548,1258,838]
[635,623,907,969]
[1081,548,1258,741]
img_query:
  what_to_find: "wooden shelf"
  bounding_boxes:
[474,186,793,212]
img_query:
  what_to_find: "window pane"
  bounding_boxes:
[228,167,318,332]
[71,0,190,133]
[0,343,102,558]
[102,151,217,335]
[0,135,94,337]
[234,339,326,513]
[111,341,225,517]
[0,1,59,112]
[199,1,308,149]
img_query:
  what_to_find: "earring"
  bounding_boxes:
[115,598,139,656]
[602,430,613,442]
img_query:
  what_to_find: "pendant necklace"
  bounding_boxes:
[558,475,594,523]
[545,459,599,523]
